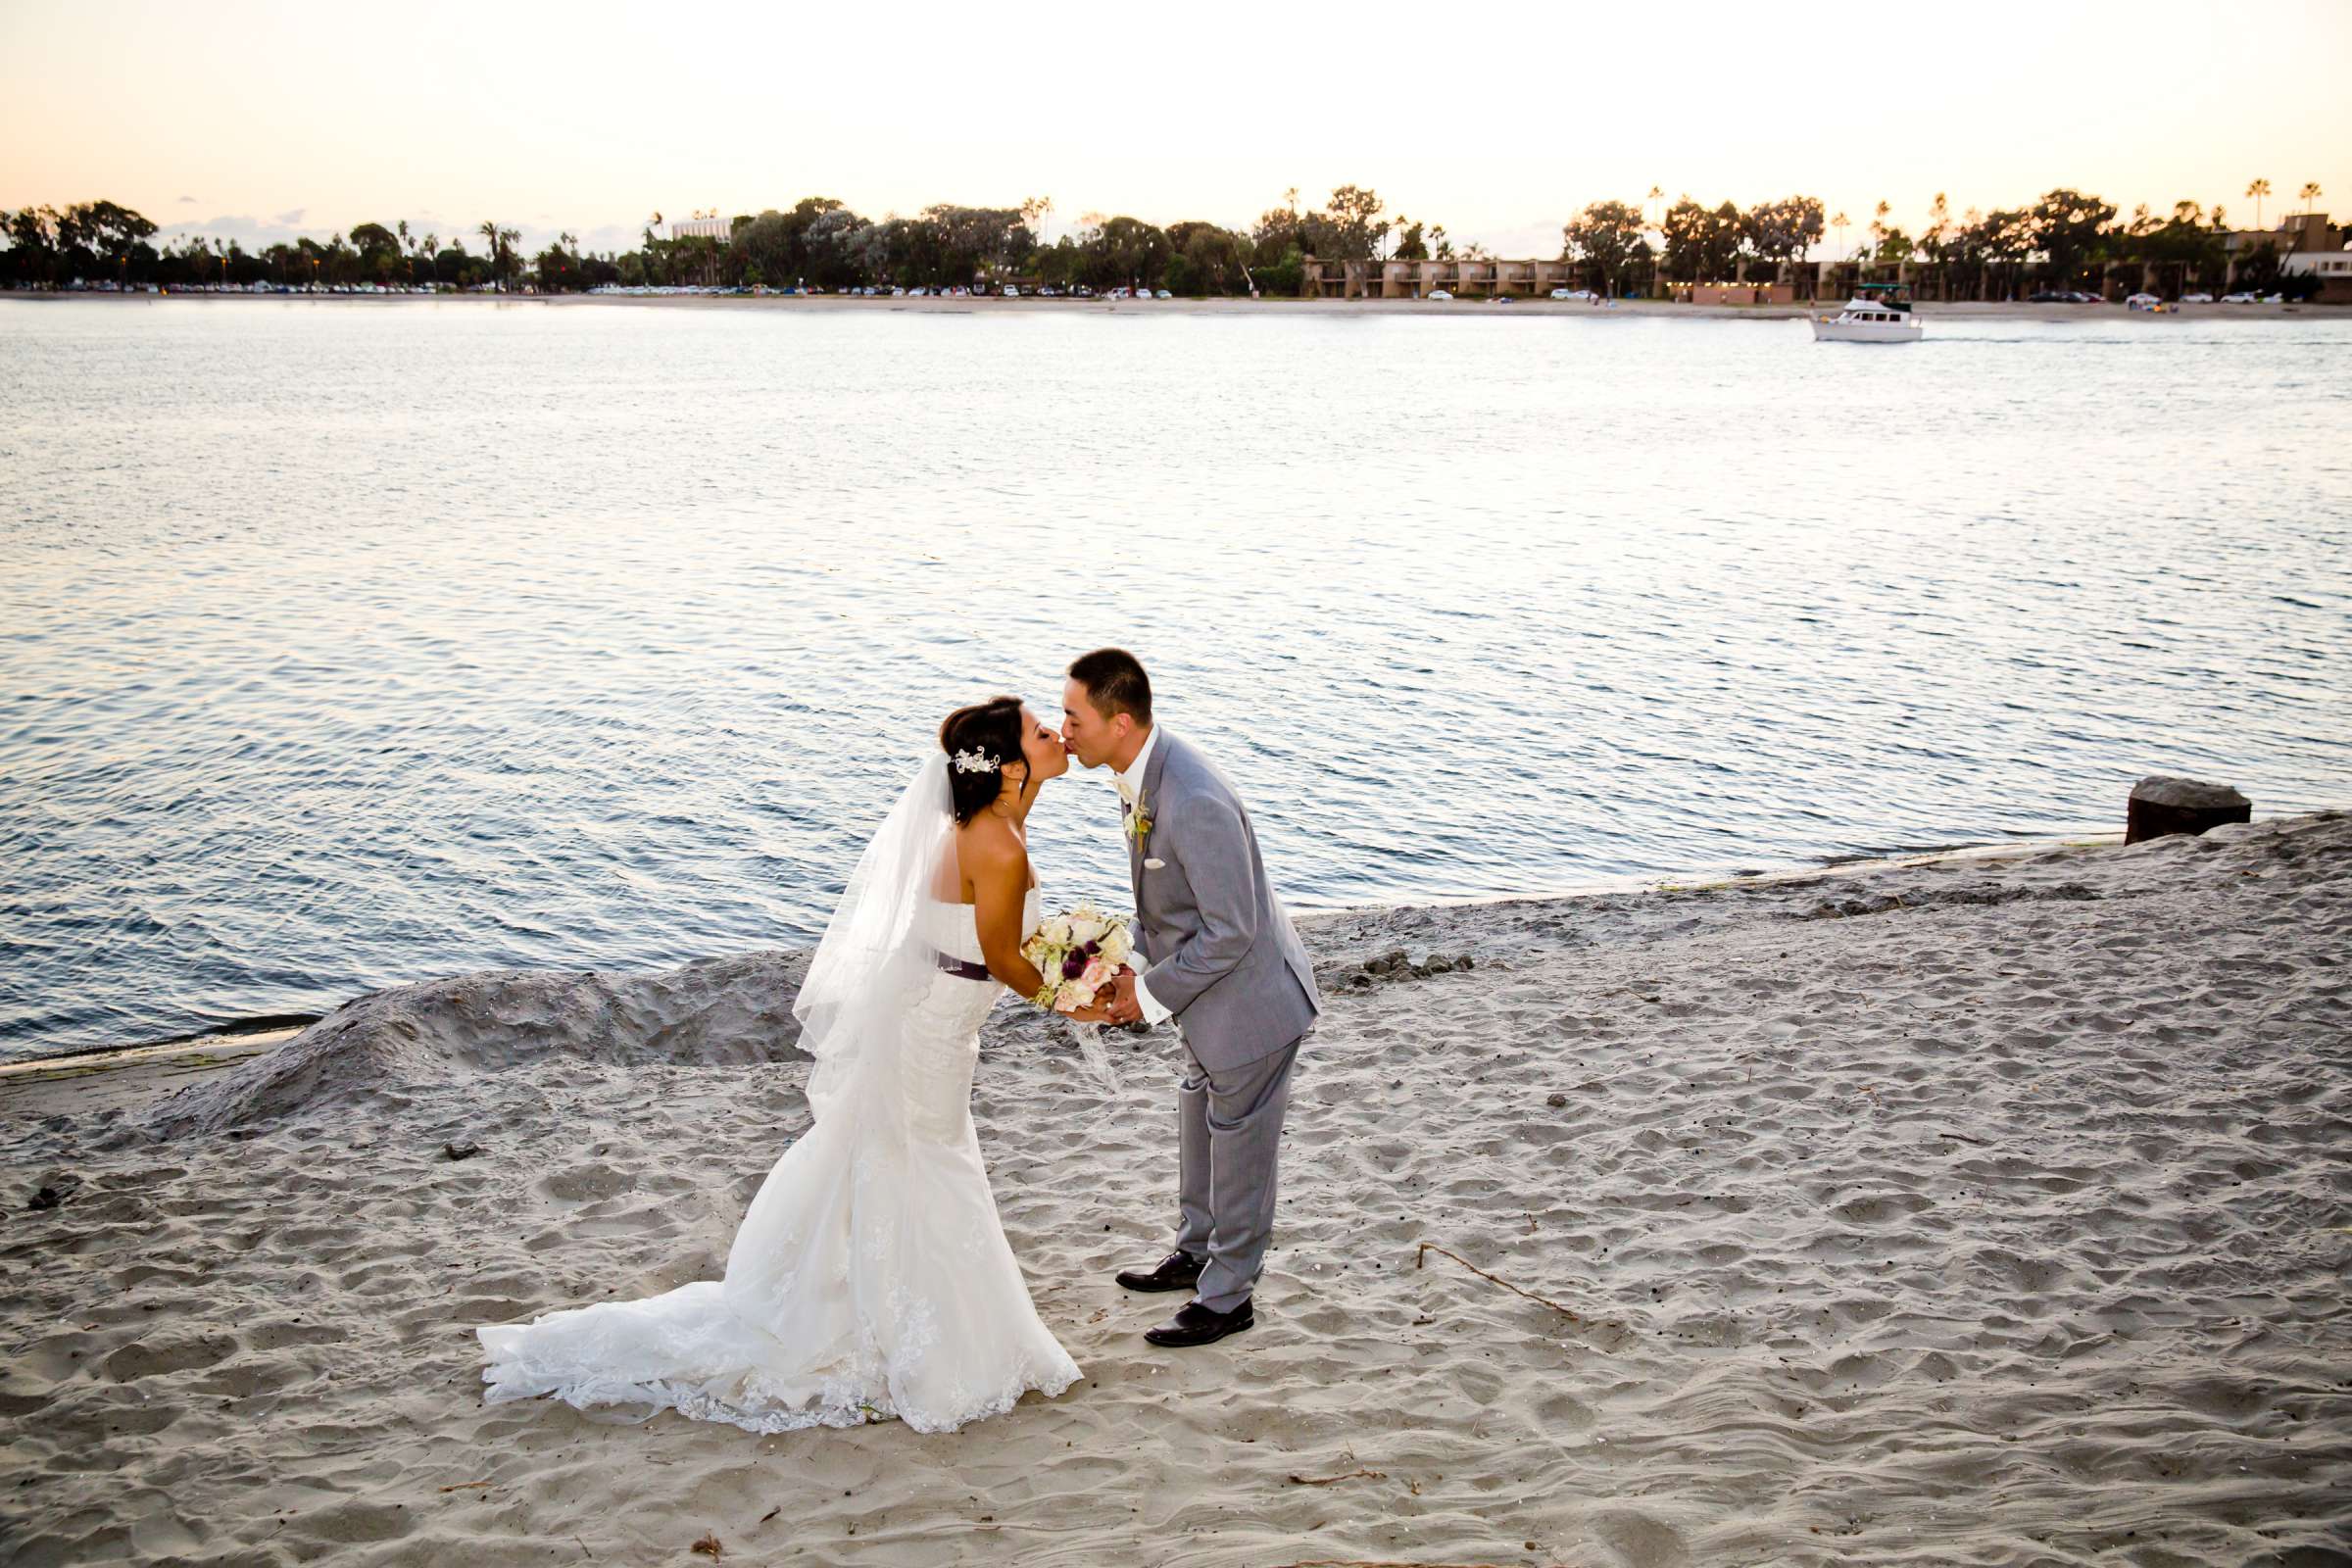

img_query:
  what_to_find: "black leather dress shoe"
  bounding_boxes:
[1115,1251,1205,1293]
[1145,1298,1254,1348]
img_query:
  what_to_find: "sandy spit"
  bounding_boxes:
[2,812,2346,1566]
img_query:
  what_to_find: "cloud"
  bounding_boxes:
[272,208,306,226]
[177,195,197,204]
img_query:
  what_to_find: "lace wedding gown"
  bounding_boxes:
[477,887,1081,1435]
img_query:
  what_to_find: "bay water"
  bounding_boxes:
[3,297,2345,1057]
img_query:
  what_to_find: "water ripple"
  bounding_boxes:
[1,300,2348,1057]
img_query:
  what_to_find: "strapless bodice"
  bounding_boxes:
[917,887,1043,971]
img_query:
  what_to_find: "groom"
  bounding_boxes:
[1060,649,1321,1348]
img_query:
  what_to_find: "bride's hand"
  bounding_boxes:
[1058,1000,1115,1025]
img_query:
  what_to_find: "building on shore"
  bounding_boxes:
[1302,256,1583,299]
[2260,213,2348,301]
[1672,282,1797,306]
[669,217,732,241]
[1304,211,2347,306]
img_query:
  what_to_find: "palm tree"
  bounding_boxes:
[2299,181,2323,216]
[476,220,501,289]
[499,226,520,291]
[1832,210,1850,259]
[2246,178,2271,229]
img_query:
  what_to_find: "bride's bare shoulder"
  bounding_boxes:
[955,813,1028,878]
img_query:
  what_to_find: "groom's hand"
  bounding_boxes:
[1102,967,1143,1026]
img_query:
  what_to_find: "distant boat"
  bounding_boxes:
[1810,295,1923,343]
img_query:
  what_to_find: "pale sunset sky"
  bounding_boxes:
[4,0,2348,259]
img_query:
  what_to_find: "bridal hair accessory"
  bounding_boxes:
[953,749,1000,774]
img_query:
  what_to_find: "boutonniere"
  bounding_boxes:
[1125,790,1153,843]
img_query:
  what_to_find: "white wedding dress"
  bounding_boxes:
[478,760,1080,1435]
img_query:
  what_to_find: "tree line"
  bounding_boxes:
[0,191,1379,297]
[1562,185,2328,300]
[2,181,2330,300]
[0,203,572,293]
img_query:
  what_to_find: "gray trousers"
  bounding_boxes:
[1174,1034,1301,1314]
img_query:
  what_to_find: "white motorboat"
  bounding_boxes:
[1810,296,1923,343]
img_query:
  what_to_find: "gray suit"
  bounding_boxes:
[1126,729,1321,1312]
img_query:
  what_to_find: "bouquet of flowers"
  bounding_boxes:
[1022,903,1134,1014]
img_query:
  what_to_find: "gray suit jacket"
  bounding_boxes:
[1127,730,1320,1071]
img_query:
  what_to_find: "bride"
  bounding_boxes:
[477,697,1088,1434]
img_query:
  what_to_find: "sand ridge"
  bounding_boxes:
[3,812,2347,1564]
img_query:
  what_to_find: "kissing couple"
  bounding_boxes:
[478,648,1322,1433]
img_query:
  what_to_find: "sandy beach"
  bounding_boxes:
[4,812,2347,1566]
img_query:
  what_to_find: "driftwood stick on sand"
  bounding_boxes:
[1286,1468,1387,1486]
[1415,1243,1581,1321]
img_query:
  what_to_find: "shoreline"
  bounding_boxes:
[4,807,2344,1564]
[5,289,2336,323]
[0,818,2147,1082]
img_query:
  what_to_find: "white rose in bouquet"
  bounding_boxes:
[1014,903,1132,1097]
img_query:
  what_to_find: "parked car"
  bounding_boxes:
[1426,289,1453,301]
[1548,287,1598,301]
[2180,292,2213,303]
[1492,294,1514,303]
[2220,291,2258,303]
[2125,292,2162,310]
[1153,289,1172,299]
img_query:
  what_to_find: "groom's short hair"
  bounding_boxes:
[1068,648,1152,726]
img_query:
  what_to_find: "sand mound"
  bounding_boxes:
[146,950,811,1138]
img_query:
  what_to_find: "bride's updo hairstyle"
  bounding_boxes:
[939,696,1029,825]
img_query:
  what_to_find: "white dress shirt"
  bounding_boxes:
[1113,726,1173,1026]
